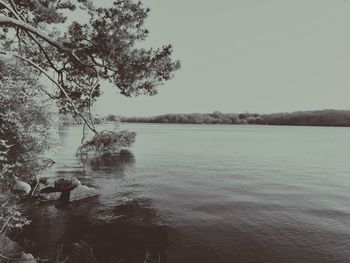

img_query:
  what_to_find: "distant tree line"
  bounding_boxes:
[119,110,350,127]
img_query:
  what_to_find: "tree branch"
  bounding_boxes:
[0,14,82,64]
[0,1,62,72]
[88,54,117,73]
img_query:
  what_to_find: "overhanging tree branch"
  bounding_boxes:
[0,14,82,64]
[0,1,62,72]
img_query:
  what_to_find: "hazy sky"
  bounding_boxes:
[95,0,350,116]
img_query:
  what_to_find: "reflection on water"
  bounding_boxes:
[82,150,135,177]
[20,124,350,263]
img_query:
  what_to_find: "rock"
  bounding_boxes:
[69,185,99,201]
[0,234,37,262]
[13,181,31,195]
[39,186,55,193]
[38,177,81,193]
[38,177,55,193]
[0,233,21,253]
[39,192,62,202]
[38,177,49,185]
[18,252,37,262]
[54,177,81,192]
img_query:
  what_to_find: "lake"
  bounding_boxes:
[21,123,350,263]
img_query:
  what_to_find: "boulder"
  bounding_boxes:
[13,181,31,196]
[0,234,37,263]
[69,185,99,202]
[38,177,81,193]
[38,177,55,193]
[54,177,81,192]
[39,186,55,193]
[18,252,37,262]
[39,192,62,202]
[38,177,49,184]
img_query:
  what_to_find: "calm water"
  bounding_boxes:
[21,124,350,263]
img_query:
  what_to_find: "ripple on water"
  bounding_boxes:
[19,124,350,263]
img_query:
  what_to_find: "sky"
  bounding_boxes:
[95,0,350,116]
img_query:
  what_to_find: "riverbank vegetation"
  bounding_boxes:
[1,62,58,234]
[119,110,350,127]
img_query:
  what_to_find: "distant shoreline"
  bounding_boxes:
[120,110,350,127]
[61,110,350,127]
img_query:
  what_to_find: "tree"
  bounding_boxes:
[0,0,180,234]
[0,0,180,150]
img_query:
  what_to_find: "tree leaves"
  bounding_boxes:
[1,0,180,115]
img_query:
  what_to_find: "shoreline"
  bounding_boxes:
[62,109,350,128]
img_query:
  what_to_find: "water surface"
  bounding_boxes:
[21,124,350,263]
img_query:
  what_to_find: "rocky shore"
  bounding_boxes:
[14,176,99,202]
[2,176,100,262]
